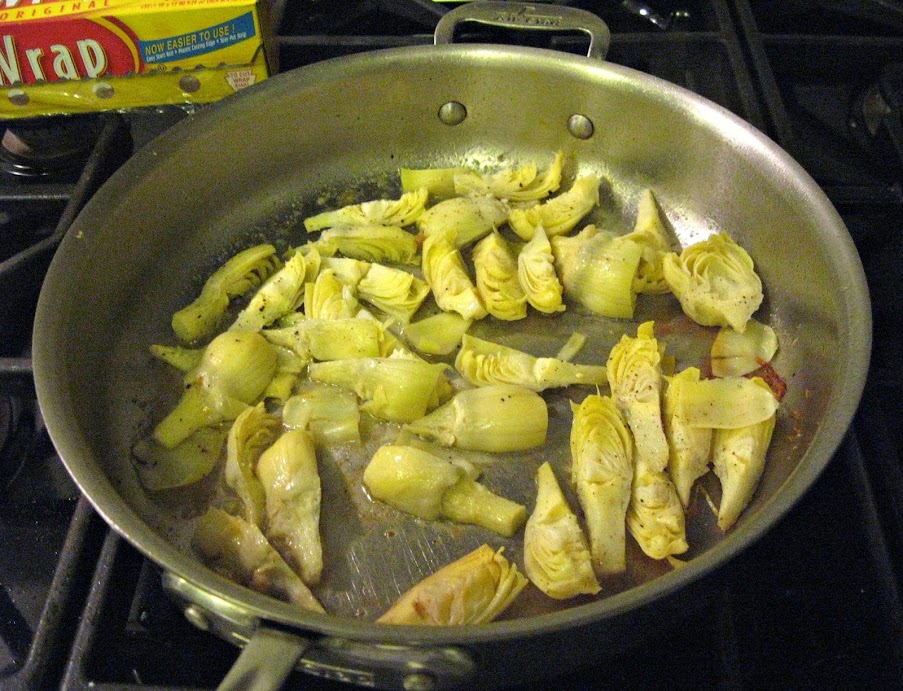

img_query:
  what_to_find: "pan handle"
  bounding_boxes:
[434,1,611,60]
[164,572,477,690]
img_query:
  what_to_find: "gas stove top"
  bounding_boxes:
[2,1,903,689]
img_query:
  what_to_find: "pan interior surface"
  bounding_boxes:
[33,45,869,642]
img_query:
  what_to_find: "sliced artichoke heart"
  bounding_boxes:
[518,225,565,315]
[230,250,314,332]
[422,228,488,320]
[472,231,528,321]
[674,376,779,429]
[663,367,714,507]
[376,544,528,625]
[401,312,472,356]
[262,318,383,362]
[524,462,600,599]
[453,151,563,202]
[662,231,763,332]
[711,319,779,377]
[417,195,509,248]
[309,224,419,265]
[404,384,548,452]
[357,263,430,322]
[282,384,361,445]
[509,175,601,240]
[304,188,428,231]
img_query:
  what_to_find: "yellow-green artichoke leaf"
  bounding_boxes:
[230,250,313,332]
[569,394,634,575]
[551,225,644,319]
[663,367,713,507]
[223,403,282,528]
[674,376,780,429]
[662,231,763,332]
[133,425,228,492]
[453,151,564,202]
[308,357,448,423]
[518,225,565,314]
[192,507,324,613]
[417,195,509,248]
[509,175,601,240]
[303,269,360,320]
[525,462,600,599]
[624,189,673,295]
[304,188,428,232]
[627,464,689,560]
[401,312,472,356]
[422,229,488,321]
[404,384,548,452]
[310,224,419,265]
[262,318,383,362]
[711,319,779,378]
[149,344,203,373]
[712,410,776,531]
[400,166,472,199]
[455,334,606,392]
[606,321,669,472]
[172,244,280,344]
[376,544,527,625]
[282,384,361,445]
[472,231,528,321]
[357,263,430,322]
[257,429,323,586]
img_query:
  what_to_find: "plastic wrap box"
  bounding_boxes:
[0,0,276,119]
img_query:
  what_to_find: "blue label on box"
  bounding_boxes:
[139,11,257,64]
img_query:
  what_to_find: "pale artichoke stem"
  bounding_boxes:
[153,387,233,449]
[440,480,527,537]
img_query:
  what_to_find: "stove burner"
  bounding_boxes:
[0,396,28,493]
[849,62,903,176]
[0,115,104,179]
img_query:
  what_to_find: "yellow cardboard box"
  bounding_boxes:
[0,0,276,119]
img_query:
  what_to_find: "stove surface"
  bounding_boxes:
[1,1,902,689]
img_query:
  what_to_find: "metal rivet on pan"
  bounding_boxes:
[8,89,29,106]
[567,113,595,139]
[183,604,211,631]
[438,101,467,126]
[403,672,436,691]
[179,74,202,93]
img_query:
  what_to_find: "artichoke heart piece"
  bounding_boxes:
[320,257,372,287]
[422,229,488,321]
[711,319,779,378]
[257,429,323,586]
[152,331,278,449]
[304,188,429,232]
[509,175,601,241]
[172,244,280,344]
[713,409,776,531]
[417,195,510,248]
[308,357,449,423]
[518,225,566,315]
[625,189,673,295]
[551,225,644,319]
[606,321,669,473]
[456,334,606,392]
[357,263,431,323]
[400,166,471,199]
[663,367,714,507]
[310,224,419,265]
[133,425,228,492]
[192,507,324,613]
[569,394,634,575]
[627,465,689,560]
[662,231,763,333]
[262,318,383,362]
[472,231,527,321]
[404,384,548,453]
[674,376,780,429]
[223,402,282,528]
[401,312,472,356]
[283,384,361,445]
[303,269,361,321]
[453,151,564,202]
[230,249,316,332]
[525,462,600,599]
[377,544,527,625]
[363,445,527,537]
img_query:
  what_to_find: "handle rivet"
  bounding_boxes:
[568,113,595,139]
[184,604,211,631]
[438,101,467,126]
[403,672,437,691]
